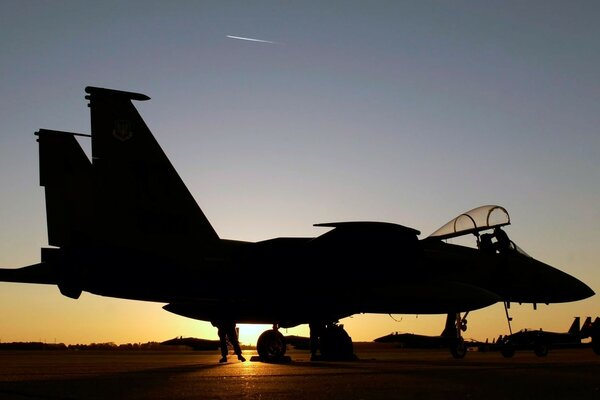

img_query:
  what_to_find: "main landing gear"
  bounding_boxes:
[255,324,289,362]
[309,321,357,361]
[592,322,600,356]
[254,321,356,362]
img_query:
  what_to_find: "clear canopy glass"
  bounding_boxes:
[428,205,510,240]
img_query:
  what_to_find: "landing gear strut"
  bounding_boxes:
[447,312,469,359]
[310,321,356,361]
[592,322,600,355]
[499,302,516,358]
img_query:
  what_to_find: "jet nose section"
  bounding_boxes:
[500,256,595,304]
[539,262,595,303]
[560,274,595,302]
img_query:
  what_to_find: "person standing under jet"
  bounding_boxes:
[213,321,246,363]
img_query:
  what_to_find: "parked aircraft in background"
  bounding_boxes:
[591,317,600,355]
[161,336,220,351]
[374,314,488,350]
[283,335,311,350]
[497,317,597,357]
[375,331,448,349]
[0,87,593,360]
[374,314,467,349]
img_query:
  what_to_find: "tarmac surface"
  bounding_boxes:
[0,344,599,399]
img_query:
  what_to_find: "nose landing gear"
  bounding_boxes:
[446,312,469,359]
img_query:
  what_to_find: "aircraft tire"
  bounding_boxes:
[257,329,286,359]
[534,342,549,357]
[449,338,467,359]
[591,332,600,356]
[500,345,516,358]
[592,334,600,355]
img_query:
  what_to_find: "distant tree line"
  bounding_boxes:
[0,342,67,351]
[0,341,177,351]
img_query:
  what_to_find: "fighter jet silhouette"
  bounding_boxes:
[0,87,593,360]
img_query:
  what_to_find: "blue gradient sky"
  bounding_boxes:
[1,1,599,345]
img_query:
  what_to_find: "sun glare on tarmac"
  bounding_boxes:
[237,324,273,346]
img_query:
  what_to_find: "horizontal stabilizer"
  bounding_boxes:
[0,263,57,285]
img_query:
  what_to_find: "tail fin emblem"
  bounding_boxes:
[112,120,133,142]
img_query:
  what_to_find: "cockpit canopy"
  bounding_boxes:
[428,205,530,257]
[428,205,510,240]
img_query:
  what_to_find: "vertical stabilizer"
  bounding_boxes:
[568,316,581,335]
[580,317,593,339]
[84,87,219,262]
[37,130,92,247]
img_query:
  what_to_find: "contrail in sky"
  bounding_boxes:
[226,35,278,44]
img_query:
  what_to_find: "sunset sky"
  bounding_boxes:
[1,1,599,346]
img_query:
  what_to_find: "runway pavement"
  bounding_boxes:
[0,344,599,399]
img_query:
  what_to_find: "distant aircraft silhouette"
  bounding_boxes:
[374,331,447,348]
[497,316,594,357]
[0,87,594,360]
[283,335,311,350]
[374,313,477,349]
[161,336,220,351]
[591,317,600,355]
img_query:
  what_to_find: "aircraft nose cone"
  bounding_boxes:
[539,262,595,303]
[562,274,595,302]
[497,256,595,304]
